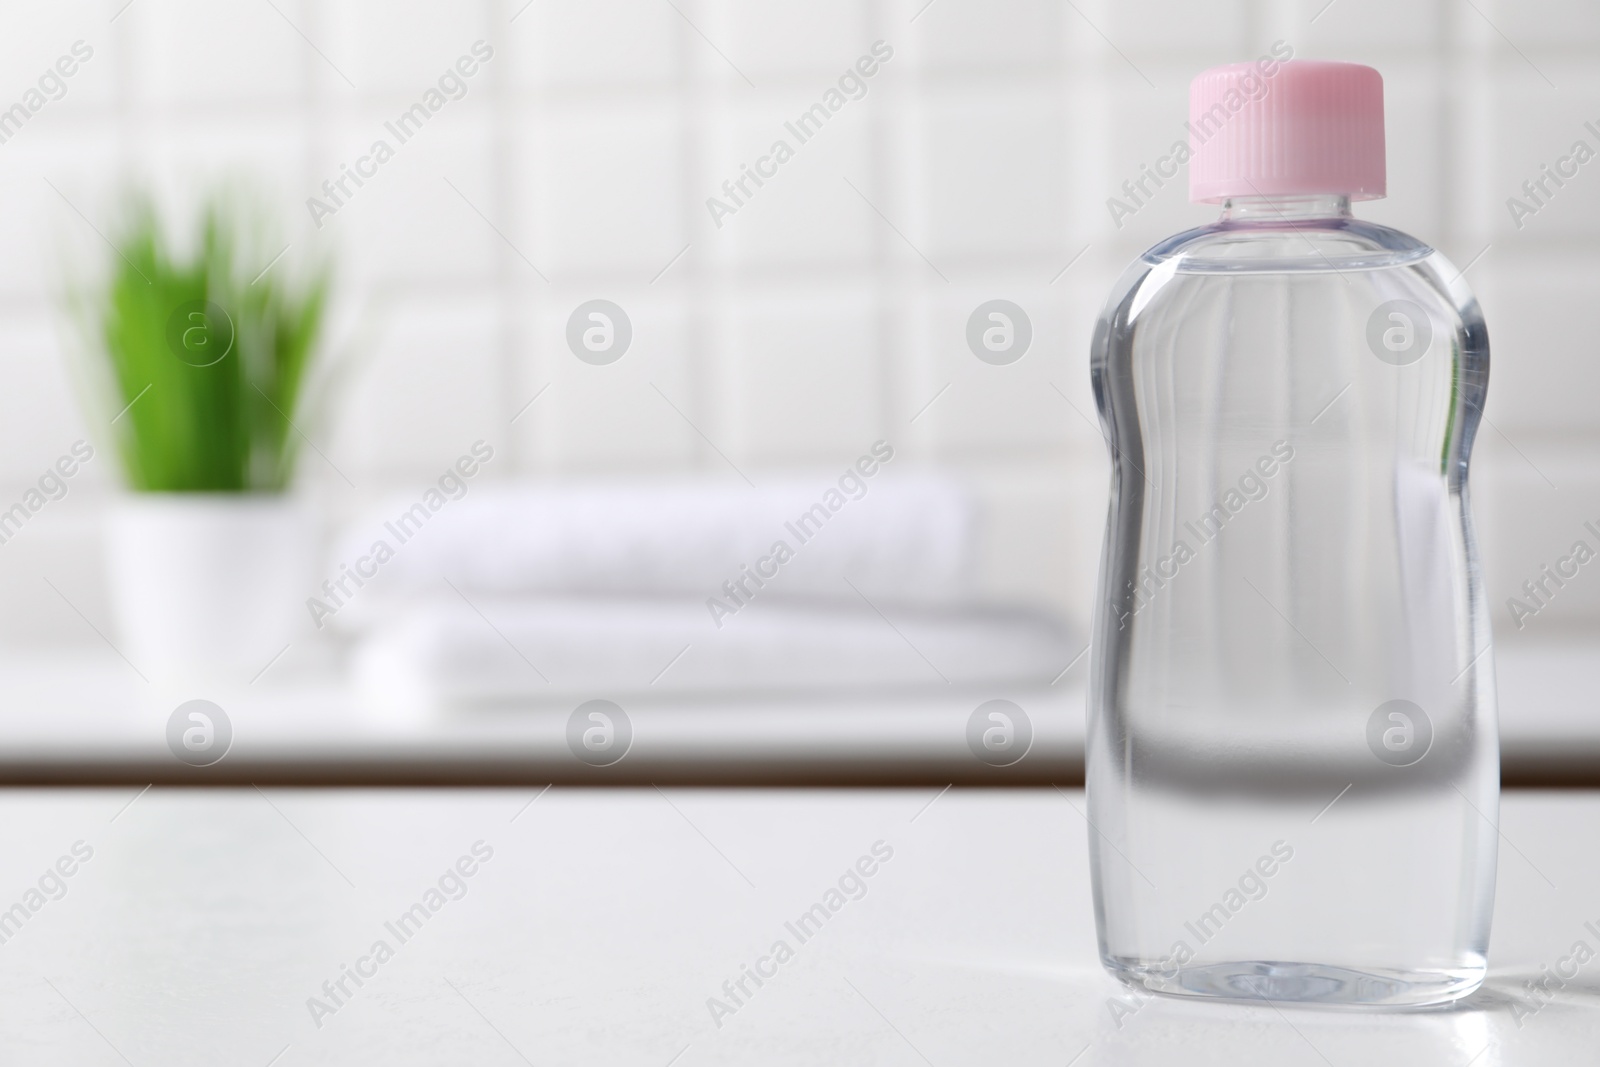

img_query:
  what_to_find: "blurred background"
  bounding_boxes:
[0,0,1595,777]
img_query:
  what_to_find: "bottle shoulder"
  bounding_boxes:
[1140,216,1434,275]
[1097,216,1485,343]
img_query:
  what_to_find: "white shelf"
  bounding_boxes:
[0,636,1591,783]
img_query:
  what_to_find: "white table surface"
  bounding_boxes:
[0,786,1596,1064]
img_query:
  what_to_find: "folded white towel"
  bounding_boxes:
[353,596,1073,712]
[325,470,974,629]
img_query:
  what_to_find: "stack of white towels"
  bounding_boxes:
[328,471,1073,711]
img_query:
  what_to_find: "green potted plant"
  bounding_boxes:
[72,193,332,683]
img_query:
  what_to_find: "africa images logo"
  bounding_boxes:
[166,700,232,767]
[966,700,1032,767]
[567,700,632,767]
[1366,699,1433,768]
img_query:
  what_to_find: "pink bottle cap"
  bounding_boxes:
[1188,59,1386,204]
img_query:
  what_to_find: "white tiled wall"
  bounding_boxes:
[2,0,1599,644]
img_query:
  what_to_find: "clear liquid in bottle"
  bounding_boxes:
[1087,59,1497,1008]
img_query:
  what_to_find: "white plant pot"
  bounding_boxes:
[106,494,314,685]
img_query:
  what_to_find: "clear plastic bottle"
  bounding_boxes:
[1087,60,1497,1007]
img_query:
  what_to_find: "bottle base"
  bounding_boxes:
[1103,955,1485,1009]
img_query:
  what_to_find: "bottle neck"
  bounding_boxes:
[1220,194,1352,222]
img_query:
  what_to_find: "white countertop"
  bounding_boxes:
[0,787,1596,1064]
